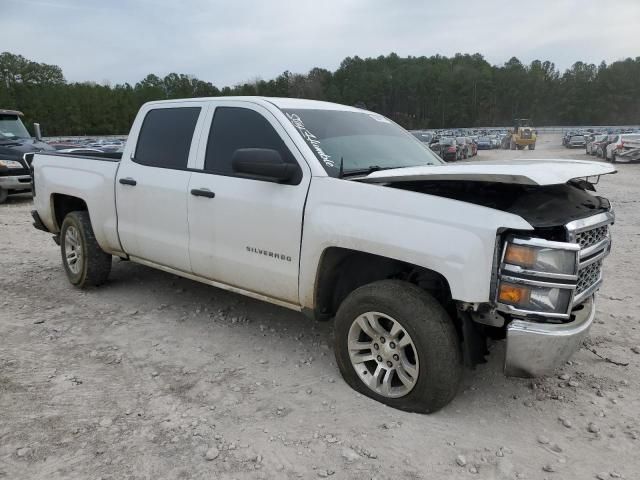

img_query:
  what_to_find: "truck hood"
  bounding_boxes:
[0,137,54,161]
[360,159,616,186]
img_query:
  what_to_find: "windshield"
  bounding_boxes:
[570,136,584,141]
[411,131,433,143]
[282,109,443,177]
[439,137,455,145]
[0,114,31,140]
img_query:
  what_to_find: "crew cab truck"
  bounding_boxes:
[0,109,53,203]
[29,97,616,413]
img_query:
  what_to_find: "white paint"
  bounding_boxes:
[33,97,609,312]
[361,159,617,186]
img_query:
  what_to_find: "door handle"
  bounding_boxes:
[190,188,215,198]
[119,177,137,186]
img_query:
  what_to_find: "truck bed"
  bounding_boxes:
[31,151,124,256]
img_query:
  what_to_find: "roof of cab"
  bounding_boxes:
[0,109,24,116]
[143,96,364,113]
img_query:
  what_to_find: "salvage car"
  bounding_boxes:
[437,136,459,161]
[476,136,492,150]
[566,135,587,149]
[29,97,616,413]
[456,137,471,159]
[605,133,640,162]
[587,134,607,156]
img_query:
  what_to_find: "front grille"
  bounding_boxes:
[0,167,30,177]
[576,225,608,250]
[568,213,613,305]
[576,260,602,295]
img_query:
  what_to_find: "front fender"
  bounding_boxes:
[299,177,533,309]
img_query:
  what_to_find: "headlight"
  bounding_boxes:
[498,282,573,314]
[497,236,581,317]
[0,159,23,169]
[503,239,578,276]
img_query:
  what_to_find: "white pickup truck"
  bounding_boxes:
[29,97,616,413]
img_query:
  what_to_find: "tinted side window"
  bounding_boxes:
[134,107,200,169]
[204,107,298,177]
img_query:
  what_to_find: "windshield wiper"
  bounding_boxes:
[340,165,395,178]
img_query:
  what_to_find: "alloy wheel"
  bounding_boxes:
[64,225,83,275]
[347,311,420,398]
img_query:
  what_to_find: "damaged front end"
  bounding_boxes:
[497,211,613,376]
[372,164,616,378]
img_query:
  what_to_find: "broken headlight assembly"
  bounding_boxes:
[496,236,580,318]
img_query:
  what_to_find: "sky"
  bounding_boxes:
[2,0,639,87]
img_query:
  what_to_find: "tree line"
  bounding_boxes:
[1,51,639,136]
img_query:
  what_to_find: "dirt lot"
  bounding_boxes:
[1,134,639,480]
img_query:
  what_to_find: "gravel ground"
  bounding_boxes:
[1,134,639,480]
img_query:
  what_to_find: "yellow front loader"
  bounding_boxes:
[509,118,537,150]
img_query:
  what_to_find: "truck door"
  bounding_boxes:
[116,103,207,272]
[187,102,311,304]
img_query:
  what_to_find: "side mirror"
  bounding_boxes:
[33,123,43,141]
[231,148,300,183]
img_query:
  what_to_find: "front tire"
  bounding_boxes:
[0,188,8,204]
[60,211,112,288]
[334,280,462,413]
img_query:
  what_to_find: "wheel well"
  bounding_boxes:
[52,194,88,230]
[314,247,452,320]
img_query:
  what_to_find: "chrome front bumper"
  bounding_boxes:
[504,296,595,377]
[0,174,32,190]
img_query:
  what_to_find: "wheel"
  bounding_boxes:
[334,280,462,413]
[510,140,516,150]
[60,211,112,287]
[528,144,535,150]
[0,188,8,204]
[611,152,617,163]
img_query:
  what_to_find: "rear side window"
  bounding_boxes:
[204,107,297,177]
[134,107,200,169]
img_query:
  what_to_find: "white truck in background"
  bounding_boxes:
[29,97,616,413]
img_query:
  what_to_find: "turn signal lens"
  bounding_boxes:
[498,283,531,305]
[504,244,537,268]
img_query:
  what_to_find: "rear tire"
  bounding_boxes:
[60,211,112,288]
[528,144,536,150]
[0,188,8,204]
[334,280,462,413]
